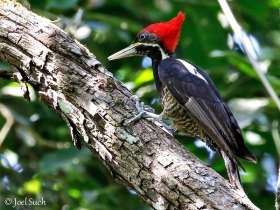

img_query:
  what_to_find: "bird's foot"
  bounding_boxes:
[124,95,177,135]
[124,95,159,125]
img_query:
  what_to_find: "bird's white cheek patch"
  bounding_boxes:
[176,59,208,83]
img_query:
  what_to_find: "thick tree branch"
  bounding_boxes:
[0,1,259,209]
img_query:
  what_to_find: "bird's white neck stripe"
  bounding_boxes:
[142,43,169,60]
[177,59,208,83]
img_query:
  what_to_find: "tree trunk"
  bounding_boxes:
[0,1,259,209]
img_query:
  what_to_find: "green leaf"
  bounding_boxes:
[39,146,90,174]
[23,179,41,194]
[84,13,142,34]
[267,75,280,94]
[68,188,81,199]
[134,68,154,87]
[45,0,78,10]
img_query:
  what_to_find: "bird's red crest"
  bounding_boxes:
[140,12,185,53]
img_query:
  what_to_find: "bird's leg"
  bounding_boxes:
[124,95,177,134]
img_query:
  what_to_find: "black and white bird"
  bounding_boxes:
[108,12,256,191]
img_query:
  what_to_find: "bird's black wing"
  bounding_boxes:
[158,58,256,169]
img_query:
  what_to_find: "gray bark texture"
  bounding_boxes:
[0,1,260,209]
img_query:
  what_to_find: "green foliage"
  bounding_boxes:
[1,0,279,209]
[46,0,78,10]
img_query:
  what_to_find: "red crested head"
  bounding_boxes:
[107,12,185,61]
[140,12,185,53]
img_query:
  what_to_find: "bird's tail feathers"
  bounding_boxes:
[237,148,257,163]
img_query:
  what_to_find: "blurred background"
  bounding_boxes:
[0,0,279,209]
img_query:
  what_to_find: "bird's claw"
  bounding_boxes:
[130,95,154,114]
[124,95,155,126]
[124,95,178,135]
[123,111,147,126]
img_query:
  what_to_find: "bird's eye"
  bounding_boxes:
[138,33,147,41]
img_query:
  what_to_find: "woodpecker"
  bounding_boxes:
[108,12,256,191]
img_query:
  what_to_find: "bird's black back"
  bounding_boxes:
[156,58,256,164]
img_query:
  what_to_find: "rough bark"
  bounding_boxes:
[0,1,259,209]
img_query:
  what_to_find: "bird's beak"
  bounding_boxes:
[108,43,141,60]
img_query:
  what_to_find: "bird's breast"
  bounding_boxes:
[161,85,218,150]
[161,86,200,134]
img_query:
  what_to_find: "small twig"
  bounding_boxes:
[0,103,14,146]
[0,70,13,80]
[272,120,280,158]
[272,120,280,209]
[217,1,280,209]
[13,72,31,102]
[217,0,280,111]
